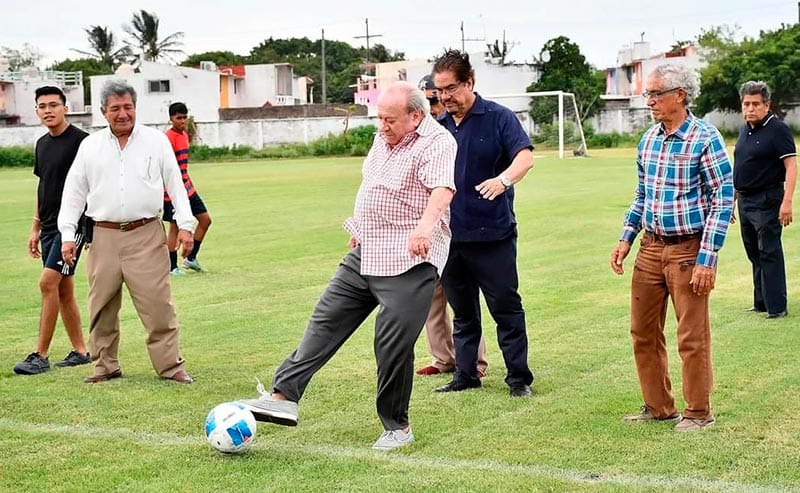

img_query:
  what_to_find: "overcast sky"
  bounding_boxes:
[2,0,796,70]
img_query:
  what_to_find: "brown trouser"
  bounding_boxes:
[630,234,713,420]
[423,281,488,373]
[85,220,185,378]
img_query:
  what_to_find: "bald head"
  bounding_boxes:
[377,82,428,146]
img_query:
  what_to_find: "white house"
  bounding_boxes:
[596,42,705,133]
[0,68,85,126]
[89,60,306,126]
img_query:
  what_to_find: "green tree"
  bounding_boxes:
[72,25,130,70]
[181,51,248,67]
[248,37,403,103]
[124,10,184,62]
[526,36,605,124]
[695,23,800,117]
[48,58,112,102]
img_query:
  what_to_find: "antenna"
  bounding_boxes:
[460,21,485,53]
[354,18,382,75]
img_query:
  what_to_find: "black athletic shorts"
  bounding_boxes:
[162,193,208,222]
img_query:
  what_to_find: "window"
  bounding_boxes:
[234,79,243,95]
[148,80,171,93]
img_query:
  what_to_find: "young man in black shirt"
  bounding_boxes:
[13,86,91,375]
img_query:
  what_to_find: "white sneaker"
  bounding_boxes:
[372,428,414,450]
[237,378,299,426]
[170,268,186,276]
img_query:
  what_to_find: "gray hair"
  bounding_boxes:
[406,84,431,115]
[382,81,431,115]
[100,80,137,109]
[651,64,699,105]
[739,80,771,102]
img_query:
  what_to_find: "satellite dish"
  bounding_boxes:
[540,50,551,63]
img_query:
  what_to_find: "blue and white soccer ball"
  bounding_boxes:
[204,402,257,454]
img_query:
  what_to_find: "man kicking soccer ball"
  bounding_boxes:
[238,82,457,450]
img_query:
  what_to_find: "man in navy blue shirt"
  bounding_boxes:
[431,50,535,397]
[734,81,797,319]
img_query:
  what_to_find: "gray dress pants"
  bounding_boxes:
[272,247,437,431]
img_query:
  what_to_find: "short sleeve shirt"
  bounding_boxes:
[34,125,89,234]
[343,114,457,276]
[733,112,797,194]
[438,93,533,242]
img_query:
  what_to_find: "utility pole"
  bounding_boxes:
[460,21,484,53]
[354,18,382,74]
[321,29,327,104]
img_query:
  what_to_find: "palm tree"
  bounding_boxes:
[123,10,184,62]
[72,25,130,70]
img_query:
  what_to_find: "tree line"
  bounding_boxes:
[3,10,797,117]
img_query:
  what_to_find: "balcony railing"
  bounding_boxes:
[0,70,83,86]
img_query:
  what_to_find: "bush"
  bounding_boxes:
[0,146,35,167]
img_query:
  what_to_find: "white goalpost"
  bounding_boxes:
[486,91,588,159]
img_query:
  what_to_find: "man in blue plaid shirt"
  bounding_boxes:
[610,64,734,433]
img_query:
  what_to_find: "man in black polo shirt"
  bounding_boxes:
[13,86,91,375]
[734,81,797,319]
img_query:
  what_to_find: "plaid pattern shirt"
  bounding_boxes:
[620,113,734,268]
[344,114,457,276]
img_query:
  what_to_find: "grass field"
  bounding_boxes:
[1,148,798,492]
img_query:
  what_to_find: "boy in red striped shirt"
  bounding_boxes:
[164,102,212,274]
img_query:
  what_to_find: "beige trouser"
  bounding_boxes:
[423,281,488,372]
[85,220,185,378]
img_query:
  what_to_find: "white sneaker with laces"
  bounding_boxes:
[237,378,299,426]
[372,428,414,450]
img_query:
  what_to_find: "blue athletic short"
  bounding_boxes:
[162,193,208,222]
[41,230,84,276]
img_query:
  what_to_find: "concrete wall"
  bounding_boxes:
[592,102,800,135]
[0,117,374,148]
[192,116,374,147]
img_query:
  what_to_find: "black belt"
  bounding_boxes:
[644,231,701,245]
[94,217,157,232]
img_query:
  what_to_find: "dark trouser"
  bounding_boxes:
[441,235,534,388]
[272,247,436,431]
[630,234,712,420]
[738,189,787,314]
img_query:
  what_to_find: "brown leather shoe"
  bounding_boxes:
[84,369,122,383]
[164,369,193,384]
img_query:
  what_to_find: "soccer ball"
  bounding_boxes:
[204,402,257,453]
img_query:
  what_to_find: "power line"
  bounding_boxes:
[354,18,382,74]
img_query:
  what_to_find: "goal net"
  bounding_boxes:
[486,91,588,159]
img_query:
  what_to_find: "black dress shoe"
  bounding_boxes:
[434,379,481,393]
[509,384,532,398]
[766,311,788,319]
[84,369,122,383]
[745,306,766,313]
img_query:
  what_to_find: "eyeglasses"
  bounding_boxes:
[35,102,63,111]
[434,82,465,96]
[642,87,683,101]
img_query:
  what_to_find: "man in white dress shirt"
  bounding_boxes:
[59,80,195,384]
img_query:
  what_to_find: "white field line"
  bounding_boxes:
[0,418,791,493]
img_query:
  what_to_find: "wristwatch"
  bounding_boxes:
[499,174,512,190]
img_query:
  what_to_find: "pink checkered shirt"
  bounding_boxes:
[344,114,457,276]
